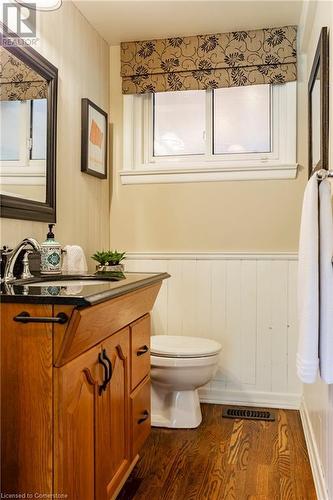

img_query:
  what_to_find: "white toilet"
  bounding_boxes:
[150,335,222,429]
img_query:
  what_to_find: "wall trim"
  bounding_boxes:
[120,164,298,184]
[300,397,329,500]
[126,252,298,261]
[198,385,301,410]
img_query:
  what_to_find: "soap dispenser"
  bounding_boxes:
[40,224,62,275]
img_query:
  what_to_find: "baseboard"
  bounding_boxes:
[300,398,329,500]
[198,386,301,410]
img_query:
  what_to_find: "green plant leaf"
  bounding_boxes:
[91,250,126,265]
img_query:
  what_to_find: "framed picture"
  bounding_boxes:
[308,27,329,178]
[81,98,108,179]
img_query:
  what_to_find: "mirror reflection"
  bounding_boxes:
[311,63,321,170]
[0,46,48,203]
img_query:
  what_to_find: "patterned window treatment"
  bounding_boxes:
[121,25,297,94]
[0,47,48,101]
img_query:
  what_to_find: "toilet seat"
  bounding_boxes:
[151,353,220,368]
[151,335,221,358]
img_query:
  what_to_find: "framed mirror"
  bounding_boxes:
[308,27,329,178]
[0,27,58,221]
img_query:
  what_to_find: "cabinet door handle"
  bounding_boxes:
[137,345,149,356]
[98,350,109,395]
[14,311,68,324]
[103,349,113,387]
[138,410,149,424]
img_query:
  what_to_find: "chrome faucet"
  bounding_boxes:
[3,238,41,283]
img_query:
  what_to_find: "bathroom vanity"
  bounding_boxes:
[0,272,168,499]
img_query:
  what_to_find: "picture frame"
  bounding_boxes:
[81,98,108,179]
[308,27,329,178]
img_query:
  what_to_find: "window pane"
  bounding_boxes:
[154,90,205,156]
[31,99,47,160]
[213,85,271,154]
[0,101,22,161]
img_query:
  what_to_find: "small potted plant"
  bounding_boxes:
[92,250,126,274]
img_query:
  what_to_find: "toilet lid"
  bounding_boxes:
[151,335,221,358]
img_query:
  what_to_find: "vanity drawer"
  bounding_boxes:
[54,285,160,366]
[130,314,151,390]
[131,378,151,458]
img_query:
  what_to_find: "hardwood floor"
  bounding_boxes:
[117,404,316,500]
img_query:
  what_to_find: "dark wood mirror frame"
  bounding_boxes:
[0,27,58,222]
[308,27,329,178]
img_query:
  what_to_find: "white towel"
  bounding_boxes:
[62,245,88,274]
[319,180,333,383]
[297,174,319,383]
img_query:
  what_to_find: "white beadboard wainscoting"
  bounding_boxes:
[126,252,302,409]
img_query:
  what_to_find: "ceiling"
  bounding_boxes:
[73,0,304,46]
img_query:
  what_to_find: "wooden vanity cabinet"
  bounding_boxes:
[55,342,99,500]
[131,378,151,457]
[130,315,151,391]
[1,282,160,500]
[55,327,131,500]
[1,304,53,496]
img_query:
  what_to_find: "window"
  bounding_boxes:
[0,99,47,163]
[0,99,47,185]
[213,86,271,155]
[154,91,206,156]
[0,101,22,161]
[122,82,297,184]
[30,99,47,161]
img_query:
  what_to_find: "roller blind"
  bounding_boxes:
[0,47,48,101]
[121,25,297,94]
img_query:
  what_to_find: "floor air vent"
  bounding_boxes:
[222,406,275,422]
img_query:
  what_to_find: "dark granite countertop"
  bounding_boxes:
[0,272,170,307]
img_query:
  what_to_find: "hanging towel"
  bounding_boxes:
[297,174,319,383]
[319,179,333,383]
[62,245,88,274]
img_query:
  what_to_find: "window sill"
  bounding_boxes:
[120,164,298,185]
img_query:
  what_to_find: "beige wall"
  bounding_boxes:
[2,185,45,202]
[299,1,333,498]
[109,45,307,253]
[0,1,110,270]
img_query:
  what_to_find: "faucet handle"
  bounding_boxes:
[20,251,34,280]
[1,246,13,257]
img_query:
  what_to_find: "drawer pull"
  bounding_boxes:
[137,345,149,357]
[13,311,68,324]
[138,410,149,424]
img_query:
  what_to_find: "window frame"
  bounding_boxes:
[122,82,297,184]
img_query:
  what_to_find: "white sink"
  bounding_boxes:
[29,280,110,287]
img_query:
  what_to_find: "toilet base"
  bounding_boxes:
[151,385,202,429]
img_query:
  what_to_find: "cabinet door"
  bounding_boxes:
[1,304,53,495]
[54,344,100,500]
[95,327,131,500]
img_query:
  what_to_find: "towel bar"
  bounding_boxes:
[316,169,333,180]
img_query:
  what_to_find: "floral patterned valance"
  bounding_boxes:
[0,81,48,101]
[121,25,297,94]
[0,47,48,101]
